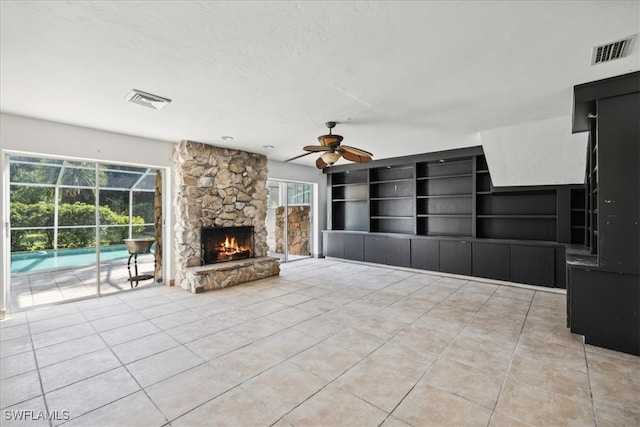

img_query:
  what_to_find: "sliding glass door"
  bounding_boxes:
[8,155,161,309]
[266,180,313,262]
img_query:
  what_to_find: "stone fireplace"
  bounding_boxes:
[173,141,279,293]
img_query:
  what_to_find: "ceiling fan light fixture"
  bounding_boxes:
[320,152,341,165]
[318,134,343,146]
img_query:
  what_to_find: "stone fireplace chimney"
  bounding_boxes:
[173,140,278,293]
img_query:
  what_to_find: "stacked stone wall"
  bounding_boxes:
[173,140,275,292]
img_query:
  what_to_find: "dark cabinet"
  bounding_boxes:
[568,71,640,355]
[439,240,471,275]
[472,242,510,281]
[324,232,344,258]
[343,234,364,261]
[411,239,439,271]
[363,235,410,267]
[510,245,555,286]
[364,235,386,264]
[385,238,411,268]
[597,93,640,273]
[569,268,639,355]
[325,231,563,287]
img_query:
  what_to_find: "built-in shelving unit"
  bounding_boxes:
[330,169,368,231]
[474,155,557,242]
[570,188,587,246]
[324,145,590,289]
[567,71,639,355]
[587,123,598,254]
[416,158,473,237]
[369,165,415,233]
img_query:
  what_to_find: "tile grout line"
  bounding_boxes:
[379,280,503,426]
[582,342,600,427]
[26,311,53,427]
[218,272,423,426]
[56,306,173,426]
[486,290,537,427]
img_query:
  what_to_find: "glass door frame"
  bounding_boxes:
[266,178,315,263]
[1,150,170,312]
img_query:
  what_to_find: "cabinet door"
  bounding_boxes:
[569,267,639,355]
[324,233,344,258]
[344,234,364,261]
[510,245,554,287]
[411,239,439,271]
[472,242,510,281]
[439,240,471,275]
[598,93,640,273]
[364,235,386,264]
[385,238,411,268]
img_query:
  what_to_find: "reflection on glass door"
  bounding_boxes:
[8,155,161,310]
[266,180,312,262]
[98,164,157,296]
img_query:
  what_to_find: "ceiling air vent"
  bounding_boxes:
[126,89,171,110]
[591,35,636,65]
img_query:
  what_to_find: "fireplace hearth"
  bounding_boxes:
[201,226,254,265]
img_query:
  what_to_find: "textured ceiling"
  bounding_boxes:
[1,1,638,167]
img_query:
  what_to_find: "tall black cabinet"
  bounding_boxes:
[567,71,640,355]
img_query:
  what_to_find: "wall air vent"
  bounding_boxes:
[591,35,636,65]
[126,89,171,110]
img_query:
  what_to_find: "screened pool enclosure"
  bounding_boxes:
[8,155,162,309]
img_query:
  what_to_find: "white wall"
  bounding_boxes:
[480,116,589,187]
[0,113,174,166]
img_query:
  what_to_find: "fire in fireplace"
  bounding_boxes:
[201,226,254,265]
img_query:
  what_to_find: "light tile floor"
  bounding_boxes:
[1,258,638,426]
[10,257,157,310]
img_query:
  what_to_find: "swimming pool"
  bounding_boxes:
[10,245,149,274]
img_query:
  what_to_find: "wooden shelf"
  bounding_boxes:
[417,194,472,199]
[371,216,413,220]
[370,178,413,184]
[417,214,472,218]
[477,215,557,219]
[333,198,367,202]
[416,173,472,181]
[332,183,366,188]
[371,196,413,201]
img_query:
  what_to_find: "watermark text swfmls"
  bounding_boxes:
[3,410,70,421]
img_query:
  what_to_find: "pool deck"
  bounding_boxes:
[9,257,158,311]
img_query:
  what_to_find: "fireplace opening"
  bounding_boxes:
[201,226,254,265]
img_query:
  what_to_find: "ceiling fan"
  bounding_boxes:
[285,122,373,169]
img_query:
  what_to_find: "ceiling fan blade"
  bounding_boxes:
[284,152,314,162]
[341,145,373,157]
[315,156,328,169]
[303,145,331,152]
[341,149,372,163]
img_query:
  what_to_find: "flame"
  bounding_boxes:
[216,235,251,257]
